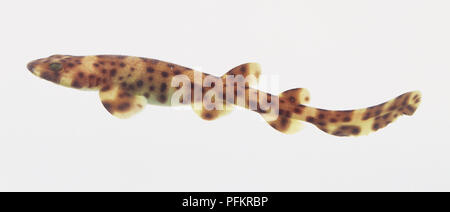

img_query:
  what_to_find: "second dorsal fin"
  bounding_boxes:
[262,88,311,134]
[221,63,261,87]
[279,88,311,105]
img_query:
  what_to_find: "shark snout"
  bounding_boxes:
[27,60,37,73]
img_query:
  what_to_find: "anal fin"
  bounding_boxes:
[191,100,233,121]
[266,115,304,134]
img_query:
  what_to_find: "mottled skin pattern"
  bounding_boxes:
[27,55,421,137]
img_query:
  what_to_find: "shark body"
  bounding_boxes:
[27,55,421,136]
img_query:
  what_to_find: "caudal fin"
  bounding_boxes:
[302,91,421,136]
[263,90,421,136]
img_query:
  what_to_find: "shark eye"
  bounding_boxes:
[49,63,62,72]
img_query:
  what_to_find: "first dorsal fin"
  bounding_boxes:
[99,84,147,119]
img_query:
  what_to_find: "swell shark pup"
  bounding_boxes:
[27,55,421,136]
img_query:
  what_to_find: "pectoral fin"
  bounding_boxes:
[99,84,147,119]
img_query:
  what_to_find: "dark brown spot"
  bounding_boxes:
[161,72,169,78]
[174,70,182,75]
[333,131,344,136]
[68,63,74,67]
[402,96,409,106]
[27,61,37,72]
[158,94,167,103]
[373,123,379,130]
[144,93,150,98]
[77,72,84,78]
[284,111,292,118]
[306,116,315,123]
[204,113,213,119]
[72,80,82,88]
[330,118,337,123]
[280,118,288,127]
[120,63,125,67]
[240,66,246,73]
[271,123,277,129]
[94,63,99,67]
[101,69,107,74]
[146,67,154,73]
[148,76,153,81]
[119,92,131,98]
[101,85,111,92]
[389,105,397,111]
[102,101,113,113]
[160,83,167,92]
[375,110,382,116]
[117,102,131,111]
[343,117,351,122]
[149,85,155,91]
[351,127,361,135]
[362,112,371,120]
[110,69,117,77]
[289,96,296,103]
[110,62,116,66]
[136,80,143,87]
[318,114,325,119]
[41,72,56,82]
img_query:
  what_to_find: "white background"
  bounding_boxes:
[0,0,449,191]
